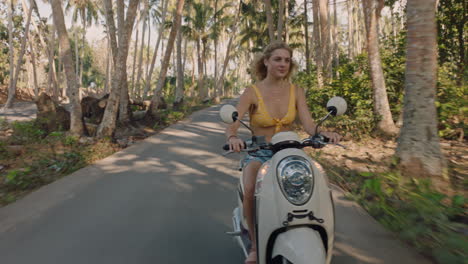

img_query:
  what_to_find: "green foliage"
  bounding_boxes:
[297,29,466,140]
[436,64,467,140]
[295,54,377,138]
[0,117,8,130]
[154,109,186,129]
[63,135,79,146]
[4,167,39,190]
[0,19,8,84]
[348,171,467,264]
[437,0,466,82]
[10,121,45,144]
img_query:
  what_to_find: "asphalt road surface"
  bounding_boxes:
[0,100,432,264]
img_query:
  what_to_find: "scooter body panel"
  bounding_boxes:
[253,147,334,264]
[272,227,326,264]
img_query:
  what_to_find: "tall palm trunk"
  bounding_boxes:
[356,0,365,55]
[131,18,140,96]
[264,0,275,42]
[98,0,140,137]
[80,13,86,87]
[148,0,185,117]
[48,24,59,100]
[213,0,219,102]
[135,0,149,97]
[396,0,445,178]
[332,0,339,72]
[312,0,323,89]
[319,0,331,81]
[202,39,208,98]
[277,0,285,41]
[5,0,15,108]
[174,24,184,109]
[29,39,39,99]
[74,28,79,79]
[143,0,169,98]
[363,0,397,135]
[105,36,111,94]
[347,0,355,58]
[5,0,33,108]
[216,0,241,97]
[50,0,83,135]
[25,0,61,98]
[304,0,310,72]
[285,0,289,43]
[196,38,204,99]
[145,13,151,87]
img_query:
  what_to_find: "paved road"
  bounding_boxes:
[0,101,432,264]
[0,102,37,122]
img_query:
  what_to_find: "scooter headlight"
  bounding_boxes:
[277,156,314,205]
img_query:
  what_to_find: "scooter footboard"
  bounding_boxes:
[272,227,326,264]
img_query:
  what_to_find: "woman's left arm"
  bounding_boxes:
[296,86,342,143]
[296,85,317,135]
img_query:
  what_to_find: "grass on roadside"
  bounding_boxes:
[313,153,468,264]
[0,100,213,206]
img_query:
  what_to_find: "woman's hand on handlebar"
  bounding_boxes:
[320,131,342,144]
[228,136,244,152]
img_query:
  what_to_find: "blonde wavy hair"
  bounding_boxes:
[252,41,298,81]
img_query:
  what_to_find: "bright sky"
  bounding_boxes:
[37,2,106,44]
[34,1,406,49]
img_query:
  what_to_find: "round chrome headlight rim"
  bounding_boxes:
[277,156,314,206]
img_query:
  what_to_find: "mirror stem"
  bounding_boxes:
[239,120,255,135]
[314,111,333,135]
[232,112,255,135]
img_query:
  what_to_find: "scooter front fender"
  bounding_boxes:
[272,227,326,264]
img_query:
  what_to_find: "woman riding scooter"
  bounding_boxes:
[225,41,341,264]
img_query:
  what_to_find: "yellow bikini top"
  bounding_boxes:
[250,84,296,133]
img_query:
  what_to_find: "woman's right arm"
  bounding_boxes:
[226,86,254,152]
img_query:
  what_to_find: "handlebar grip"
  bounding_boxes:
[222,141,247,151]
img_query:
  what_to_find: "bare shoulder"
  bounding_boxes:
[243,84,260,103]
[294,84,307,98]
[239,85,256,105]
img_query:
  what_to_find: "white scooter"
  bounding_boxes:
[220,97,347,264]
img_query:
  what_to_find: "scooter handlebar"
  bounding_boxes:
[222,141,247,151]
[222,134,341,152]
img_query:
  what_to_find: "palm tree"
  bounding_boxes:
[216,0,242,100]
[50,0,84,135]
[238,0,269,52]
[264,0,274,41]
[65,0,99,87]
[396,0,445,178]
[362,0,398,135]
[174,19,184,109]
[147,0,185,118]
[97,0,140,137]
[211,0,232,102]
[134,0,149,97]
[303,0,311,72]
[143,0,169,98]
[4,0,33,109]
[184,2,213,100]
[312,0,323,88]
[5,0,15,109]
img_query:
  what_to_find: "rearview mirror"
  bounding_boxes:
[220,104,238,124]
[326,97,347,116]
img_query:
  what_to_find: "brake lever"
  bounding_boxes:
[222,146,261,156]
